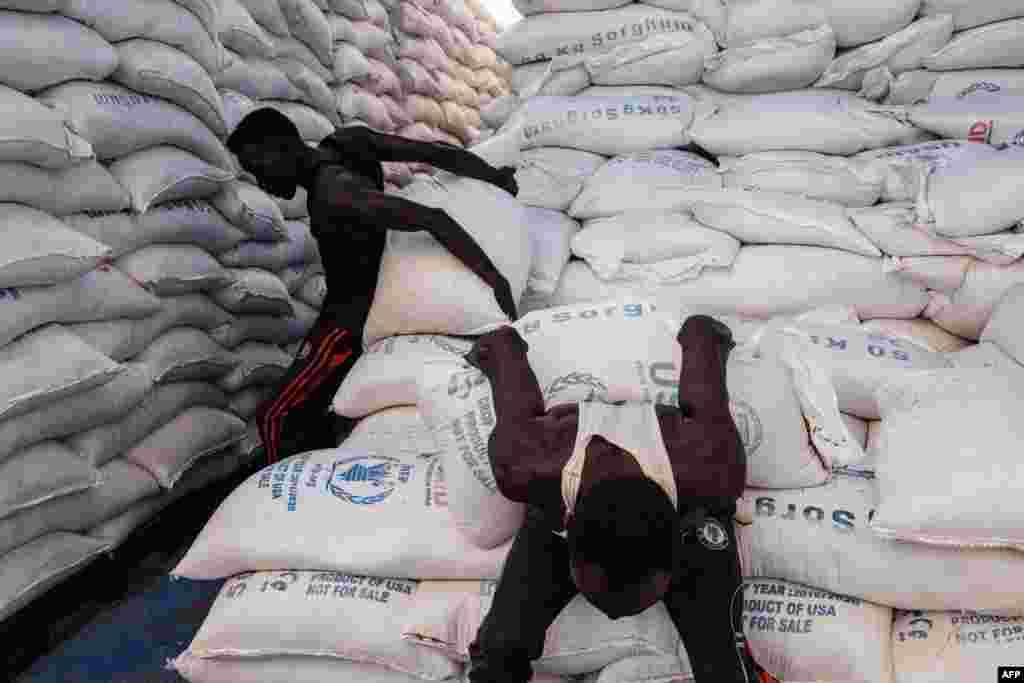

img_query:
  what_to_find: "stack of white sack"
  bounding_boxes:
[0,1,341,624]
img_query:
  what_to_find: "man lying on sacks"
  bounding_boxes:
[462,315,770,683]
[226,108,519,465]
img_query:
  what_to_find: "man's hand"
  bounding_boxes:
[490,167,519,197]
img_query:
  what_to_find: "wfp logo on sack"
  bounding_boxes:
[327,455,412,505]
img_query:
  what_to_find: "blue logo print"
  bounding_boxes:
[327,455,413,505]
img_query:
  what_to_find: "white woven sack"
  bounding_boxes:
[861,317,970,353]
[111,39,228,138]
[0,84,93,169]
[219,222,319,271]
[218,0,277,60]
[173,407,512,580]
[0,533,109,623]
[0,363,153,463]
[0,324,123,423]
[116,245,232,296]
[549,246,930,321]
[66,200,246,259]
[94,441,252,549]
[689,189,883,256]
[870,369,1024,549]
[276,36,335,84]
[0,264,161,350]
[532,26,718,90]
[296,273,325,308]
[508,301,854,483]
[277,260,324,294]
[330,14,392,53]
[922,18,1024,71]
[853,140,1002,203]
[171,0,221,37]
[0,442,100,520]
[228,385,273,419]
[36,81,233,170]
[126,406,246,488]
[275,185,309,219]
[416,360,526,548]
[510,95,698,157]
[524,207,579,295]
[569,150,720,220]
[402,580,681,676]
[689,91,924,156]
[981,284,1024,367]
[893,611,1024,682]
[886,69,1024,106]
[0,161,129,217]
[0,204,111,288]
[184,571,460,680]
[215,51,307,102]
[110,146,236,214]
[67,293,235,362]
[62,0,226,75]
[217,342,291,392]
[137,327,239,385]
[906,257,1024,339]
[721,151,883,207]
[0,1,62,10]
[755,322,951,421]
[815,15,953,93]
[909,92,1024,146]
[0,454,159,556]
[920,0,1024,30]
[741,579,893,683]
[279,0,333,67]
[722,0,826,48]
[209,313,304,349]
[591,655,690,683]
[704,26,835,95]
[515,148,606,212]
[573,211,739,285]
[512,0,630,15]
[737,472,1024,612]
[333,335,472,418]
[211,181,288,241]
[511,62,589,97]
[0,11,118,93]
[237,0,291,36]
[849,203,1024,265]
[174,656,483,683]
[819,0,921,48]
[68,382,229,467]
[363,174,530,346]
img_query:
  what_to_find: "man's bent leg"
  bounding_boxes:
[468,506,578,683]
[256,314,360,465]
[664,507,761,683]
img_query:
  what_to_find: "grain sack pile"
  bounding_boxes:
[0,0,334,624]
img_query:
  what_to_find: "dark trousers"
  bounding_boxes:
[468,506,761,683]
[255,312,360,465]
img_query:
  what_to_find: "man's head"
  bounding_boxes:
[566,476,680,619]
[226,108,314,199]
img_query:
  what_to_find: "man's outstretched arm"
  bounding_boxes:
[311,178,517,320]
[340,127,517,193]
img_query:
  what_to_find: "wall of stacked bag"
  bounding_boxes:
[165,0,1024,681]
[0,0,514,629]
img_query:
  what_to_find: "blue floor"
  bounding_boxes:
[17,576,225,683]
